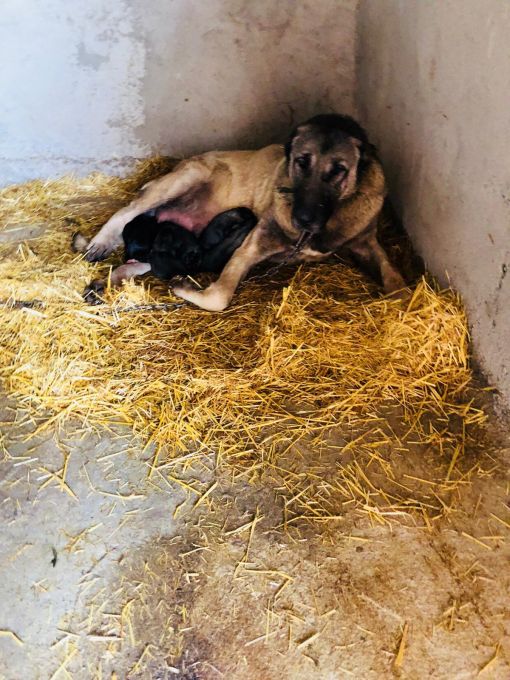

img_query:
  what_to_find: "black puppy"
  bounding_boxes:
[123,207,257,278]
[80,208,257,303]
[122,214,203,278]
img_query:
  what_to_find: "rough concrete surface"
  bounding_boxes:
[1,393,510,679]
[357,0,510,409]
[0,417,181,678]
[0,0,357,185]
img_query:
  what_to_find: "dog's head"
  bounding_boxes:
[285,114,372,235]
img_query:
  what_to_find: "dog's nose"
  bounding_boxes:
[293,207,316,231]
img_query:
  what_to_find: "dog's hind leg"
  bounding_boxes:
[83,261,151,305]
[83,160,212,263]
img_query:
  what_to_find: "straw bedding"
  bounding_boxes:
[0,159,485,520]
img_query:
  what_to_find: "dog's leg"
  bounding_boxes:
[83,261,151,305]
[173,221,287,312]
[84,161,211,262]
[347,231,406,294]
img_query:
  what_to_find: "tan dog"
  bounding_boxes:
[79,114,405,310]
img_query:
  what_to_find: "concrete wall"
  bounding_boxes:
[0,0,357,185]
[357,0,510,406]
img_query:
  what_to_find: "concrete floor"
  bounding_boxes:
[0,404,183,678]
[1,389,510,679]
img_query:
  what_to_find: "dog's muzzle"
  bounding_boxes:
[291,198,333,234]
[292,210,323,235]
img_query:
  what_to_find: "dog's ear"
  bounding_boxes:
[352,137,378,176]
[284,128,297,163]
[284,124,307,163]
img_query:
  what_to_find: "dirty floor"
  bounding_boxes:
[1,387,509,679]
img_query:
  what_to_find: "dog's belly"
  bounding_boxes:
[156,183,220,234]
[155,208,212,233]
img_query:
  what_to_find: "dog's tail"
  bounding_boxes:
[71,231,89,253]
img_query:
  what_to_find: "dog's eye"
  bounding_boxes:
[323,162,348,183]
[295,155,310,170]
[330,162,348,177]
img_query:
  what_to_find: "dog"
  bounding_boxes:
[76,114,405,310]
[73,208,257,303]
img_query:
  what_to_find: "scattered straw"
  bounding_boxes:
[0,161,487,526]
[490,513,510,530]
[461,532,493,551]
[49,643,77,679]
[38,466,78,500]
[477,641,501,676]
[234,508,261,577]
[193,480,218,509]
[394,622,409,669]
[296,630,319,650]
[0,629,24,645]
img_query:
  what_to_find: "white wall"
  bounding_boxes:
[0,0,357,185]
[357,0,510,406]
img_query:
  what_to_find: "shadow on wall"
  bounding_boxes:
[137,0,357,155]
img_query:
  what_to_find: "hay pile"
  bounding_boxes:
[0,161,485,521]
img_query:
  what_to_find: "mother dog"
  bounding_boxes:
[78,114,405,311]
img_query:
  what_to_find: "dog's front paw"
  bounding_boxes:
[84,235,120,262]
[172,282,229,312]
[83,279,106,305]
[382,271,407,296]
